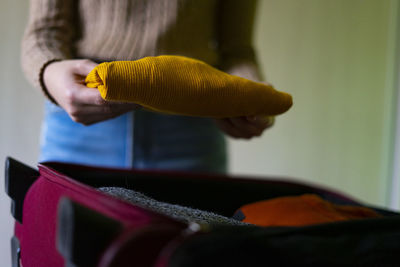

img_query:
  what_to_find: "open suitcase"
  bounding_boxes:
[5,157,400,267]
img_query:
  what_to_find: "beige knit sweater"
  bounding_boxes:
[21,0,262,98]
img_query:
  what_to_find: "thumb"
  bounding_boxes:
[73,59,98,77]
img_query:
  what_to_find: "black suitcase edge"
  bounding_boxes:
[4,157,39,223]
[57,197,123,267]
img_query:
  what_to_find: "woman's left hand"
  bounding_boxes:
[214,116,275,139]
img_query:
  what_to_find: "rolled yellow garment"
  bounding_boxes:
[85,55,293,118]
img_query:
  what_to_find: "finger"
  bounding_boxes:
[106,102,142,111]
[230,117,263,136]
[70,109,131,125]
[70,84,105,105]
[73,59,98,77]
[266,116,275,127]
[103,99,143,110]
[246,116,275,128]
[72,102,140,116]
[72,83,142,107]
[68,83,141,110]
[214,119,244,139]
[70,113,118,126]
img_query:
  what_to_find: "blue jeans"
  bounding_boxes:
[40,101,227,173]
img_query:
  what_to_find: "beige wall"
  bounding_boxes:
[0,0,399,265]
[229,0,399,208]
[0,1,43,266]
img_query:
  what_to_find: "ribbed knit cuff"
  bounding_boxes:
[39,59,62,105]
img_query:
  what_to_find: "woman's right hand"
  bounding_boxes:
[43,59,141,125]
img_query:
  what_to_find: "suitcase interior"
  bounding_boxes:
[40,160,365,217]
[5,157,400,267]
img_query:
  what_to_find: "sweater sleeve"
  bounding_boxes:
[21,0,76,93]
[216,0,263,82]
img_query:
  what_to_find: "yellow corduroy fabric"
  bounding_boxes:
[85,55,293,118]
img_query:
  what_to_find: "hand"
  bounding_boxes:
[43,59,141,125]
[214,116,275,139]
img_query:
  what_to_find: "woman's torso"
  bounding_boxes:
[40,0,227,173]
[74,0,220,65]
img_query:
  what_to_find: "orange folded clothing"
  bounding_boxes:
[234,194,381,227]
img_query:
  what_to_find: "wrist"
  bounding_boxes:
[40,59,62,105]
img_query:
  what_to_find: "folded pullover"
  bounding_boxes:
[85,55,293,117]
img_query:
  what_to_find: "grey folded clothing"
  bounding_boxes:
[98,187,246,226]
